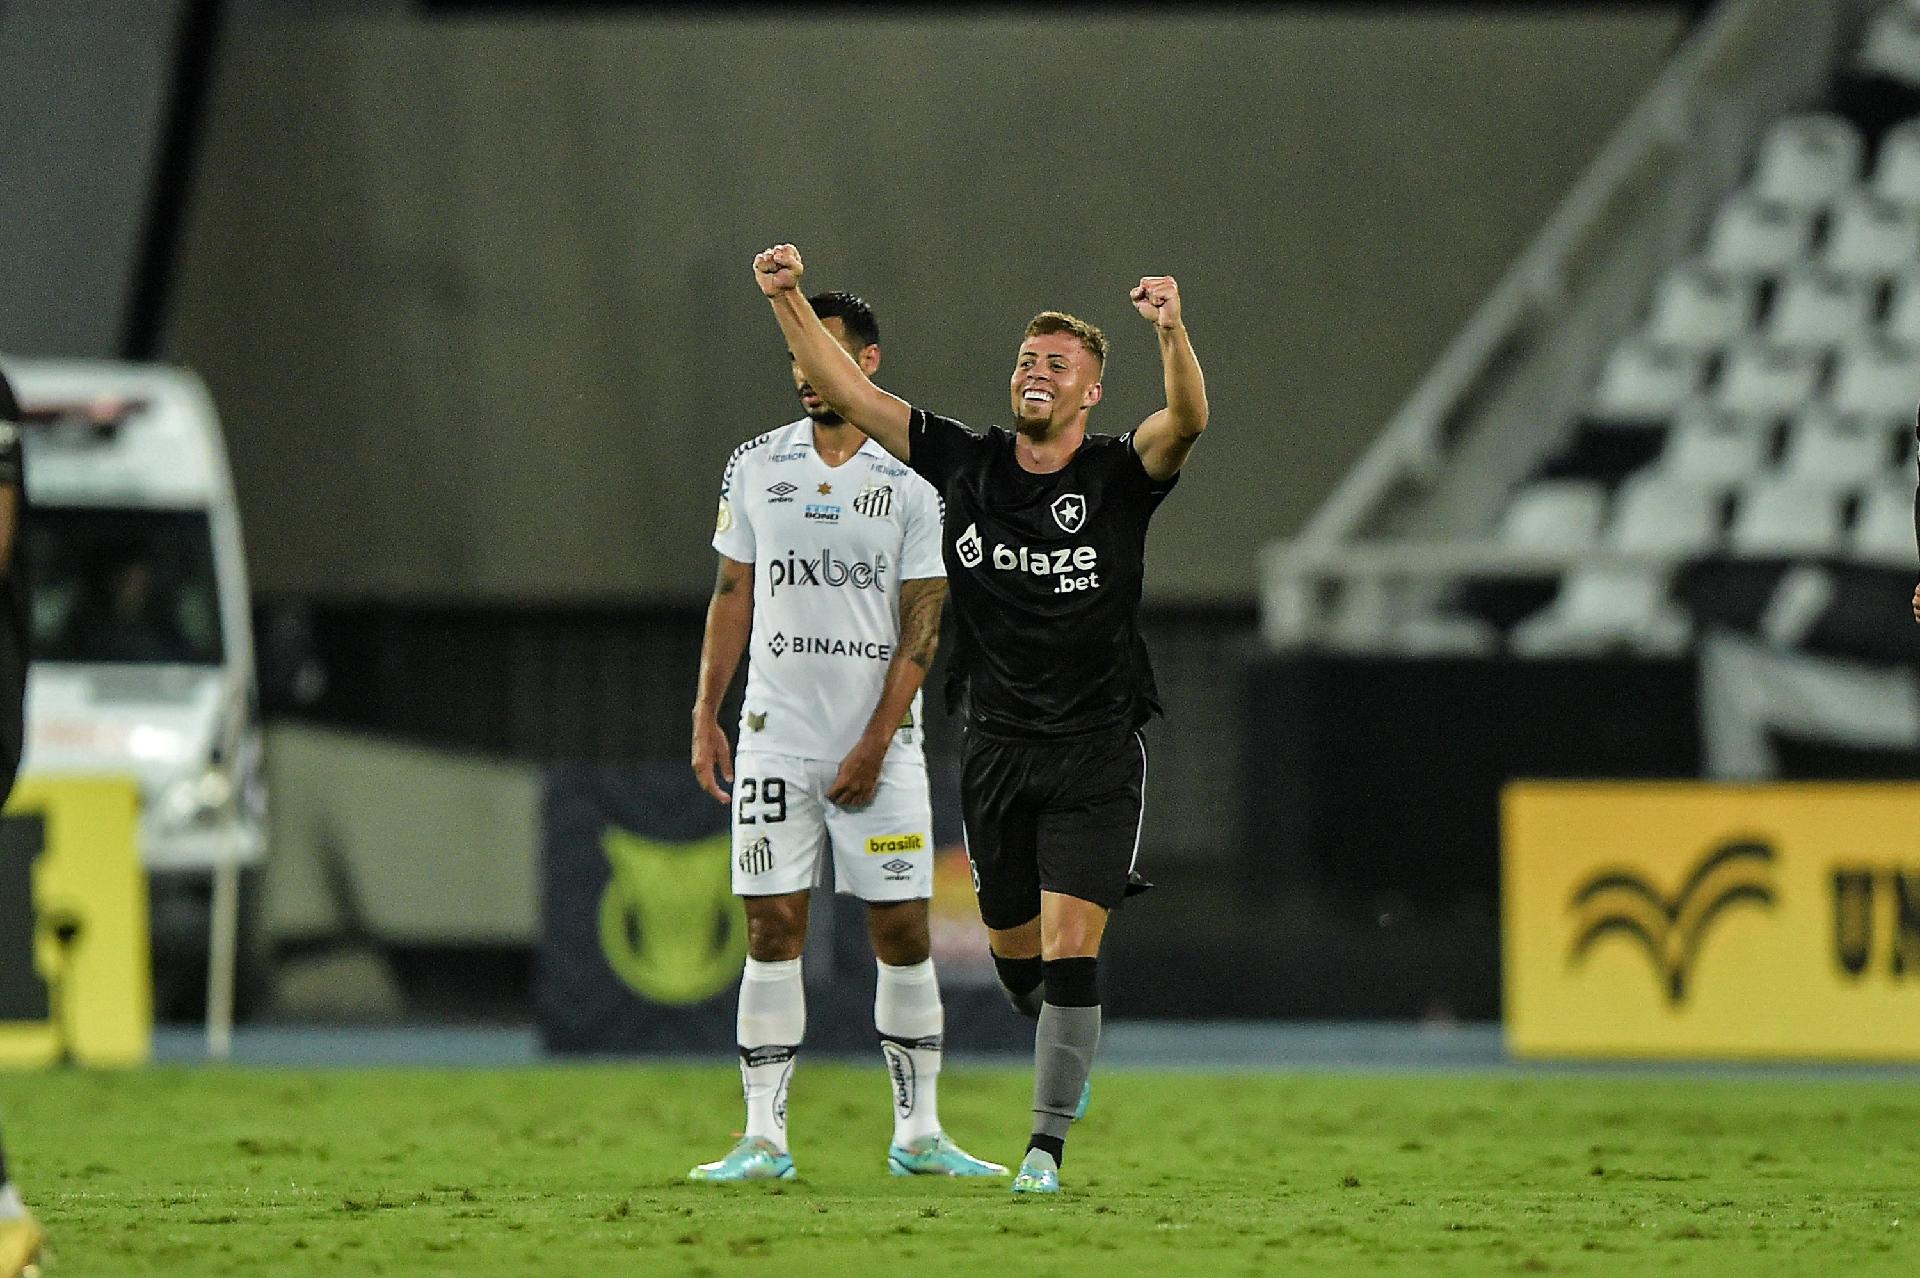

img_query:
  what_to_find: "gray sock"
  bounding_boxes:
[1031,1002,1100,1142]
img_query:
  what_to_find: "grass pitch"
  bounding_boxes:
[7,1060,1920,1275]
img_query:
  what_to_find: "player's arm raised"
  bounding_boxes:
[692,555,753,803]
[755,244,914,461]
[1127,275,1210,483]
[827,576,946,808]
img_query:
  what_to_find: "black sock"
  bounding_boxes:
[1041,956,1100,1007]
[1026,1133,1066,1167]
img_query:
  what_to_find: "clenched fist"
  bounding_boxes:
[1131,275,1183,329]
[754,243,805,297]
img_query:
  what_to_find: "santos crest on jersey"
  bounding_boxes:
[713,418,945,762]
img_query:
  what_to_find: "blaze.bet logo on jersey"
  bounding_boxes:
[954,523,1100,594]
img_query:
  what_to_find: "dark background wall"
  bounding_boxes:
[0,0,187,357]
[167,8,1687,604]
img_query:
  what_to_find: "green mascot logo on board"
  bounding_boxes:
[598,828,746,1004]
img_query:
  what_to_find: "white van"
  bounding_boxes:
[7,359,263,1056]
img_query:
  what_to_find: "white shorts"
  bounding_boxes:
[730,750,934,902]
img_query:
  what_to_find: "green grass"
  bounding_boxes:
[7,1062,1920,1275]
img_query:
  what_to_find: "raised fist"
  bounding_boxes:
[1130,275,1183,329]
[754,243,805,297]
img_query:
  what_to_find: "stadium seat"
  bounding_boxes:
[1871,118,1920,206]
[1728,477,1846,555]
[1499,480,1607,550]
[1829,339,1920,415]
[1643,262,1756,350]
[1852,476,1920,563]
[1588,337,1705,422]
[1856,6,1920,90]
[1821,193,1920,277]
[1779,407,1899,489]
[1609,474,1725,554]
[1654,405,1770,487]
[1882,265,1920,343]
[1766,266,1877,349]
[1750,115,1865,210]
[1506,566,1691,657]
[1705,195,1815,274]
[1713,340,1824,416]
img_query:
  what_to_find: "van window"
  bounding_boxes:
[29,508,224,665]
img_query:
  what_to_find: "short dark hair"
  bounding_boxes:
[808,290,880,350]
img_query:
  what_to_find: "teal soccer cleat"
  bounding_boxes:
[688,1136,796,1182]
[1010,1148,1061,1195]
[887,1132,1008,1177]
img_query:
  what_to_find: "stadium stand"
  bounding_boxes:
[1265,0,1920,671]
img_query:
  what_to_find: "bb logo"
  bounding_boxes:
[955,523,983,568]
[1051,492,1087,533]
[597,827,747,1004]
[1567,839,1776,1004]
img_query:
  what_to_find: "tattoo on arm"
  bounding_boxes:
[899,580,947,669]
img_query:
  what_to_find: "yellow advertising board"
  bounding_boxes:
[0,776,149,1068]
[1504,782,1920,1060]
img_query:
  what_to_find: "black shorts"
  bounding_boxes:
[960,727,1148,930]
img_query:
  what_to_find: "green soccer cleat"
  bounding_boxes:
[687,1136,796,1182]
[887,1132,1008,1177]
[1010,1148,1061,1195]
[1073,1078,1092,1122]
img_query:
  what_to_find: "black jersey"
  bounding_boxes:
[0,373,26,777]
[907,407,1177,740]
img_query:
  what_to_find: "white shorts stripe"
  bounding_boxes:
[1127,730,1148,878]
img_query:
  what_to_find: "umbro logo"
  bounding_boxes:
[767,482,798,504]
[1568,840,1776,1004]
[1051,492,1087,533]
[880,858,914,875]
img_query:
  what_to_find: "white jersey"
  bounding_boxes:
[713,418,945,764]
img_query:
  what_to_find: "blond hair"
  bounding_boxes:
[1024,311,1107,368]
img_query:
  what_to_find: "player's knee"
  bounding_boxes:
[744,899,808,961]
[867,902,931,966]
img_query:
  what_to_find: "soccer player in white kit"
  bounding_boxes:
[688,292,1004,1181]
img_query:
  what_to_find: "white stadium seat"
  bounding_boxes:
[1655,405,1770,487]
[1852,477,1919,564]
[1728,477,1845,555]
[1589,337,1705,421]
[1882,266,1920,344]
[1767,267,1876,349]
[1499,480,1607,550]
[1779,408,1897,489]
[1829,340,1920,416]
[1507,567,1691,657]
[1644,262,1756,350]
[1609,474,1724,554]
[1750,115,1864,210]
[1856,6,1920,88]
[1705,196,1815,274]
[1713,341,1823,417]
[1872,119,1920,208]
[1821,193,1920,277]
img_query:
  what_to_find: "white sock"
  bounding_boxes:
[737,957,805,1152]
[875,957,944,1146]
[0,1183,24,1220]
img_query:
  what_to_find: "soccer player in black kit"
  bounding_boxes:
[0,371,41,1276]
[754,243,1208,1194]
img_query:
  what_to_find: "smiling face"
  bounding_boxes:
[1009,331,1103,438]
